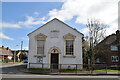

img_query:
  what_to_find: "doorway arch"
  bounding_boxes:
[48,46,61,54]
[48,46,61,69]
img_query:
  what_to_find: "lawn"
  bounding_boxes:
[59,69,83,72]
[95,69,120,71]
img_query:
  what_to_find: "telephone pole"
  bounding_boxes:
[20,41,23,62]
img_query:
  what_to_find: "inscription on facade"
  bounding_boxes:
[50,30,59,38]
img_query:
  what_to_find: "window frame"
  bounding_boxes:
[110,45,118,51]
[37,40,45,55]
[65,40,74,55]
[111,56,119,62]
[63,33,76,57]
[35,33,47,57]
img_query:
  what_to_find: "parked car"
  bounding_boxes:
[23,59,28,63]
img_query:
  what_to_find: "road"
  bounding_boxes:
[0,63,120,80]
[1,74,120,80]
[0,63,27,74]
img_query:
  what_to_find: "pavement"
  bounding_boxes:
[27,69,120,75]
[0,63,120,80]
[0,62,24,68]
[1,63,120,75]
[1,74,120,78]
[0,63,120,76]
[1,74,120,80]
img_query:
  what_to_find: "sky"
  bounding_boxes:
[1,0,119,50]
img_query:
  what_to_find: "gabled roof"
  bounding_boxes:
[96,34,116,46]
[0,47,13,56]
[28,18,84,36]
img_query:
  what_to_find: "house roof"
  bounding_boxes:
[111,40,119,45]
[0,47,13,56]
[96,31,120,47]
[27,18,84,36]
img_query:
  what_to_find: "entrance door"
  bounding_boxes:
[51,53,59,69]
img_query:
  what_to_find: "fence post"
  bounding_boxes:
[59,64,62,73]
[50,64,52,72]
[90,64,91,74]
[42,63,44,69]
[76,64,77,74]
[29,63,30,71]
[106,64,107,74]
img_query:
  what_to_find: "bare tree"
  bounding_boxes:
[86,19,107,47]
[85,19,107,64]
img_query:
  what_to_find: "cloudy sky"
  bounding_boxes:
[1,0,119,50]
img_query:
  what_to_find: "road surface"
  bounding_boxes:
[0,63,27,74]
[0,63,120,80]
[1,74,120,80]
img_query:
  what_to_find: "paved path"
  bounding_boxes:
[0,63,120,80]
[1,78,120,80]
[1,74,120,78]
[0,63,25,68]
[1,74,120,80]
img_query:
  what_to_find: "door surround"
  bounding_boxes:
[48,46,61,69]
[51,53,59,69]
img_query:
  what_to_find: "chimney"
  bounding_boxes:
[116,30,120,41]
[6,47,9,50]
[2,46,4,48]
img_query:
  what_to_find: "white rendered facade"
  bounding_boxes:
[28,18,83,69]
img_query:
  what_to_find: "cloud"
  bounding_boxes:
[18,16,46,28]
[0,33,14,40]
[0,22,20,28]
[23,46,28,50]
[33,12,40,16]
[1,12,47,29]
[105,23,118,36]
[48,0,119,35]
[20,37,29,41]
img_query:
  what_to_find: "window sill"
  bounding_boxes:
[111,61,119,62]
[111,50,118,52]
[34,54,46,57]
[63,55,76,58]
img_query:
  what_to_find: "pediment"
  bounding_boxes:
[35,33,47,40]
[63,33,76,40]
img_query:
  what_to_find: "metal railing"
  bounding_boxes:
[28,63,120,75]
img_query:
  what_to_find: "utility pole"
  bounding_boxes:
[20,41,23,62]
[14,45,18,63]
[13,51,16,63]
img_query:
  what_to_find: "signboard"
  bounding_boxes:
[37,56,43,63]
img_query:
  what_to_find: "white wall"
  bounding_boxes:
[28,19,83,68]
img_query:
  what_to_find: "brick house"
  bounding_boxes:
[0,46,13,62]
[95,30,120,66]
